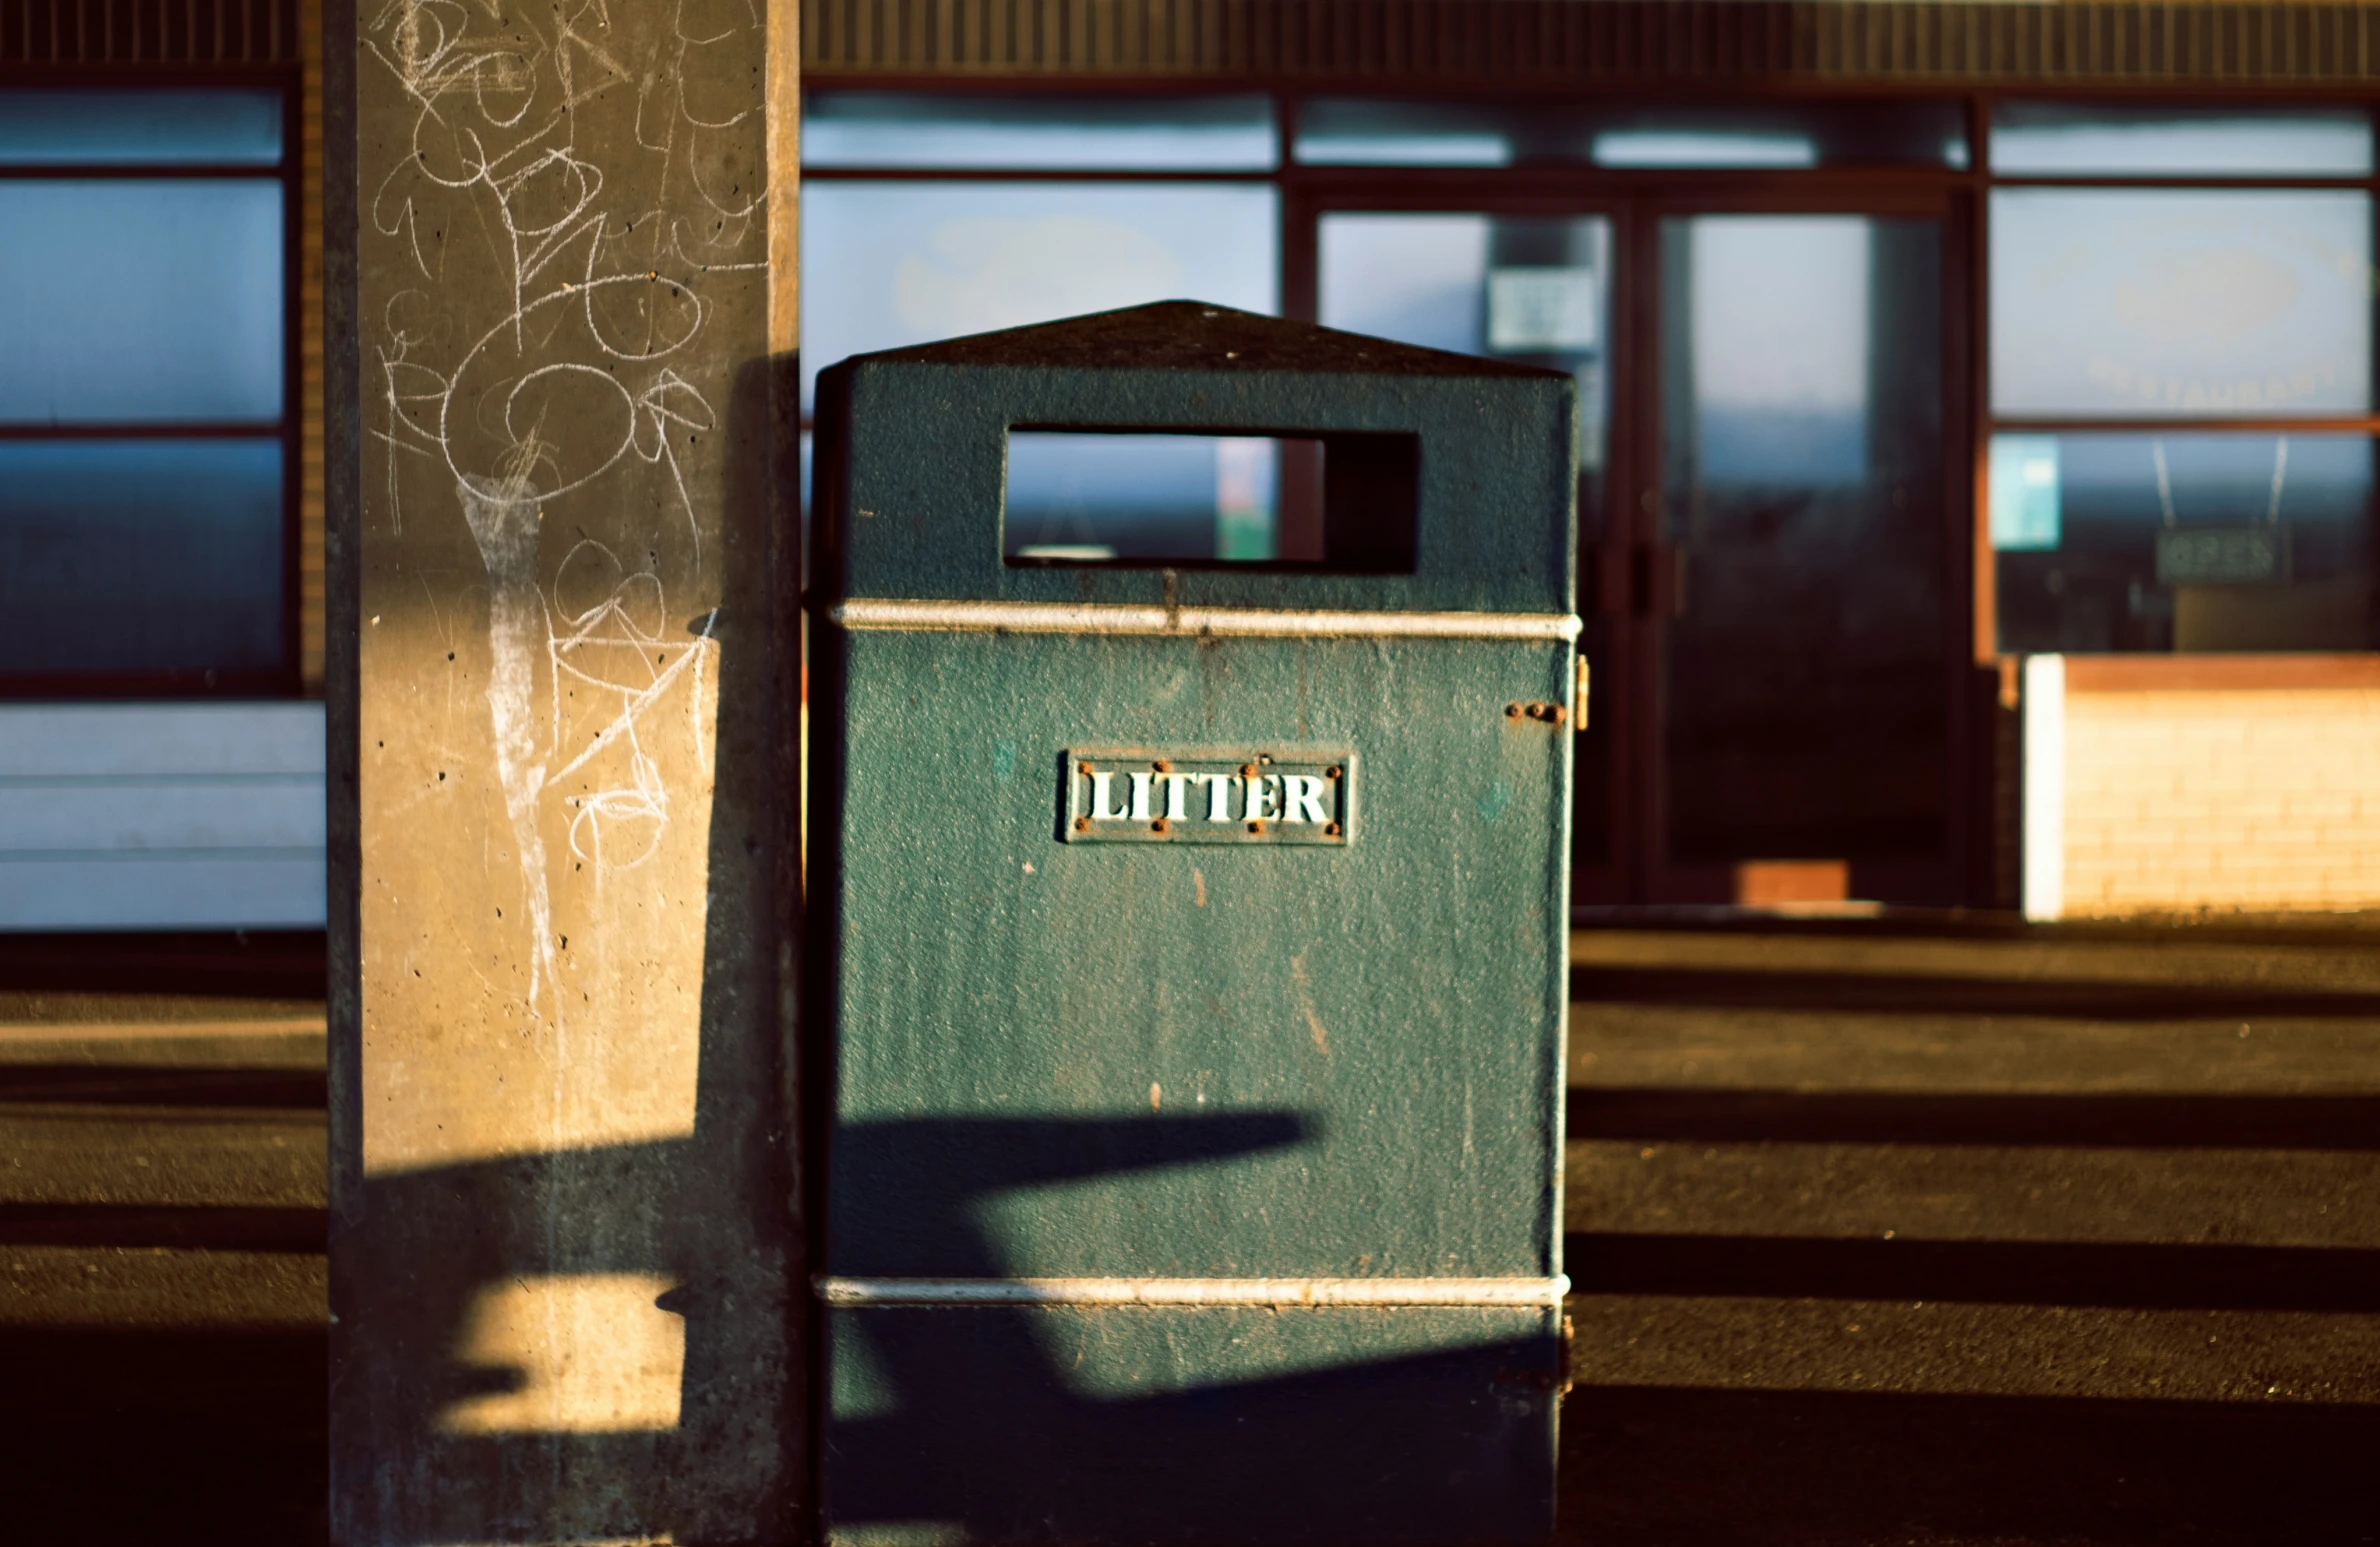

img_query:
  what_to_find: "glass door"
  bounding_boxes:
[1309,197,1967,909]
[1639,209,1960,905]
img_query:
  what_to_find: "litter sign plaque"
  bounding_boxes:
[1060,749,1352,845]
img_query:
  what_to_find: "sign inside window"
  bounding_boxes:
[1989,435,2063,551]
[1486,267,1599,352]
[2155,526,2289,586]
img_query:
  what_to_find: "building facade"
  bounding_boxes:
[797,0,2380,920]
[6,1,2378,928]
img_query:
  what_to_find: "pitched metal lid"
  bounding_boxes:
[848,299,1562,380]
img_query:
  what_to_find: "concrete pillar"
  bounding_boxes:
[326,0,801,1538]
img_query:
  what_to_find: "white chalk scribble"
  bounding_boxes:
[365,0,764,1029]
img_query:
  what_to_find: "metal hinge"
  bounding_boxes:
[1572,656,1590,732]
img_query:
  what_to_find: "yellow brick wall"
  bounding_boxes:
[2064,686,2380,915]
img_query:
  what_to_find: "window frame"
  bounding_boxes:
[0,67,303,699]
[1973,90,2380,660]
[803,81,2380,668]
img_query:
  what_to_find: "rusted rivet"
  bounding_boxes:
[1151,818,1170,834]
[1246,820,1264,834]
[1078,760,1094,775]
[1324,765,1342,780]
[1241,762,1258,778]
[1506,703,1523,719]
[1324,821,1342,837]
[1548,703,1568,725]
[1153,759,1171,773]
[1073,815,1090,831]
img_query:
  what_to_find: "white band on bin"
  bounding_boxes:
[815,1276,1571,1308]
[829,598,1583,643]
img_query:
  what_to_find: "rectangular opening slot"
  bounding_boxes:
[1003,429,1418,572]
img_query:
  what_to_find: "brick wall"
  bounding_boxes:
[2052,659,2380,917]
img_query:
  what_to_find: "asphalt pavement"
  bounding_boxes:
[0,984,327,1544]
[1561,920,2380,1546]
[1,920,2373,1544]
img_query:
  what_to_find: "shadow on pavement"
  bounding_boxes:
[1572,964,2380,1022]
[1569,1086,2380,1149]
[1563,1385,2380,1547]
[0,1327,327,1545]
[1570,1230,2380,1313]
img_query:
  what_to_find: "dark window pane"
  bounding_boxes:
[1991,102,2373,176]
[0,88,281,166]
[800,181,1277,413]
[0,440,285,677]
[1295,98,1966,169]
[1993,432,2376,654]
[1990,189,2371,419]
[1660,215,1948,865]
[0,180,283,424]
[804,92,1276,170]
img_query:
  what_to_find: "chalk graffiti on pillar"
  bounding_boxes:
[364,0,764,1025]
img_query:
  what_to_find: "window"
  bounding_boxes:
[800,179,1278,417]
[803,91,1276,171]
[1294,98,1967,169]
[803,90,2379,660]
[800,94,1282,553]
[1317,213,1612,489]
[1988,105,2380,653]
[0,87,293,691]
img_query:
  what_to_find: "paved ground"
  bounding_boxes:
[0,985,328,1544]
[1561,921,2380,1546]
[1,921,2373,1544]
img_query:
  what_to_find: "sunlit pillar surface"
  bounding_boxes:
[328,0,801,1539]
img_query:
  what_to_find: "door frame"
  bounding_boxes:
[1285,178,1978,909]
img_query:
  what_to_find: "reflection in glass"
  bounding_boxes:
[1295,101,1512,166]
[1661,215,1947,866]
[803,93,1276,170]
[0,88,282,165]
[0,180,284,423]
[1993,432,2375,654]
[1005,434,1295,563]
[1990,189,2372,419]
[0,440,284,675]
[1319,214,1610,483]
[1687,218,1870,484]
[1991,102,2373,176]
[800,181,1278,413]
[1295,98,1966,169]
[1318,212,1614,863]
[1594,131,1814,169]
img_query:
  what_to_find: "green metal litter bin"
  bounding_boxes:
[805,301,1578,1546]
